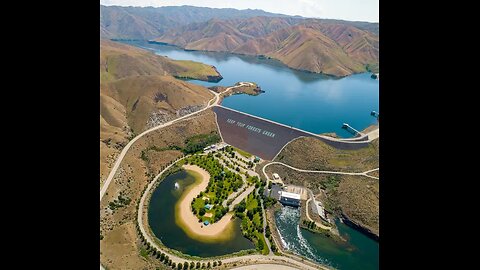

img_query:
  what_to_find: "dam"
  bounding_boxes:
[212,105,372,160]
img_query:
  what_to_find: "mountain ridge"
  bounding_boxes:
[152,17,378,76]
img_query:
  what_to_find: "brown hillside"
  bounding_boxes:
[100,6,162,40]
[99,40,216,185]
[267,26,365,76]
[100,39,221,82]
[153,17,379,76]
[103,75,212,134]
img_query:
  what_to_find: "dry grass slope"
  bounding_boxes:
[268,137,379,237]
[334,175,379,236]
[100,110,218,270]
[154,17,379,76]
[100,40,218,188]
[275,137,379,172]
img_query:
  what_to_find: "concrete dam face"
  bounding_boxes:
[212,106,314,160]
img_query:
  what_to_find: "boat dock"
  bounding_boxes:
[342,123,362,136]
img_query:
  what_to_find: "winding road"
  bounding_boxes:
[101,82,329,270]
[262,162,379,181]
[137,156,327,270]
[100,81,379,269]
[100,82,252,201]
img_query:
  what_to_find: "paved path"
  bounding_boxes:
[230,263,301,270]
[101,83,255,270]
[136,157,327,270]
[229,186,255,211]
[305,198,332,231]
[263,162,379,180]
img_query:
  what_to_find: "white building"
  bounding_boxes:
[272,173,280,180]
[279,191,301,207]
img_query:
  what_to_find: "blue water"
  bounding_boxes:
[275,206,379,270]
[121,40,379,138]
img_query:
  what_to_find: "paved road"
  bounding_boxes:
[136,157,327,270]
[263,162,379,180]
[100,82,251,201]
[229,186,255,211]
[100,82,325,270]
[213,105,379,145]
[230,263,301,270]
[100,83,252,270]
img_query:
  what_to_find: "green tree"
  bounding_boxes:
[257,239,264,251]
[213,261,217,267]
[207,262,211,268]
[196,262,201,269]
[218,261,222,266]
[183,262,188,270]
[190,262,195,269]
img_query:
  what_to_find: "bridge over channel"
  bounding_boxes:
[212,105,376,160]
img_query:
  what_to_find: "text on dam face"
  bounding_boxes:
[226,118,275,138]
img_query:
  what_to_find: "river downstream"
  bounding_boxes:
[123,40,379,269]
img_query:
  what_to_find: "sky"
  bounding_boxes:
[100,0,379,22]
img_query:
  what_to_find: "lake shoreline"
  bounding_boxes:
[147,40,373,78]
[175,165,236,243]
[122,40,379,138]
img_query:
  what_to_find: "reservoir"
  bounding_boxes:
[148,169,254,257]
[126,40,379,267]
[121,41,379,138]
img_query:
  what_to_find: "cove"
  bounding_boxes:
[148,169,254,257]
[121,40,379,138]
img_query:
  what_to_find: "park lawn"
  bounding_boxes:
[173,60,219,79]
[193,198,205,214]
[234,147,252,159]
[246,193,258,211]
[186,154,244,222]
[255,231,269,255]
[206,191,217,200]
[253,212,261,228]
[247,176,259,185]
